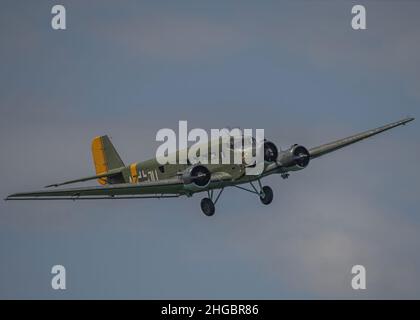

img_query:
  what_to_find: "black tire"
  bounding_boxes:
[200,198,215,216]
[259,186,273,205]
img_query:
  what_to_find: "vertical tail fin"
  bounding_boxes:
[91,135,125,185]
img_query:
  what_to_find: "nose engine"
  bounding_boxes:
[263,141,279,162]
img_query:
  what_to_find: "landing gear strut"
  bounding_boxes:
[200,188,224,216]
[233,179,274,205]
[200,179,273,216]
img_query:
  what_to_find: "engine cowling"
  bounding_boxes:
[278,144,310,170]
[182,165,211,191]
[264,141,279,162]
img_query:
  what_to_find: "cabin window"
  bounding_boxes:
[230,137,243,151]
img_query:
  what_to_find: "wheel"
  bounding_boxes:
[200,198,215,216]
[259,186,273,205]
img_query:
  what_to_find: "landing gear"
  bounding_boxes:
[259,186,273,205]
[200,188,224,216]
[233,179,274,206]
[199,179,274,215]
[200,198,215,216]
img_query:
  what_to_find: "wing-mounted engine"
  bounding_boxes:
[278,144,310,171]
[182,164,211,191]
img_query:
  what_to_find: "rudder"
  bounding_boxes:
[91,135,125,185]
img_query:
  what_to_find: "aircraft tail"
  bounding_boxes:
[91,135,125,185]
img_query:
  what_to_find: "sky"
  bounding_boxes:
[0,0,419,299]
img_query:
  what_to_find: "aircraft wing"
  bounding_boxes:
[5,178,185,200]
[5,172,233,200]
[309,117,414,159]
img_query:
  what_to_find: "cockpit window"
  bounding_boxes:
[229,137,241,150]
[244,136,256,147]
[229,136,256,150]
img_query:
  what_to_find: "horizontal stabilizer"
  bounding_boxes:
[44,167,125,188]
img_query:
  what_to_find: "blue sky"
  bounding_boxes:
[0,0,419,298]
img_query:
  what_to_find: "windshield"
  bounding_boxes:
[229,136,256,150]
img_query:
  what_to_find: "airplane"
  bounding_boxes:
[5,117,415,216]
